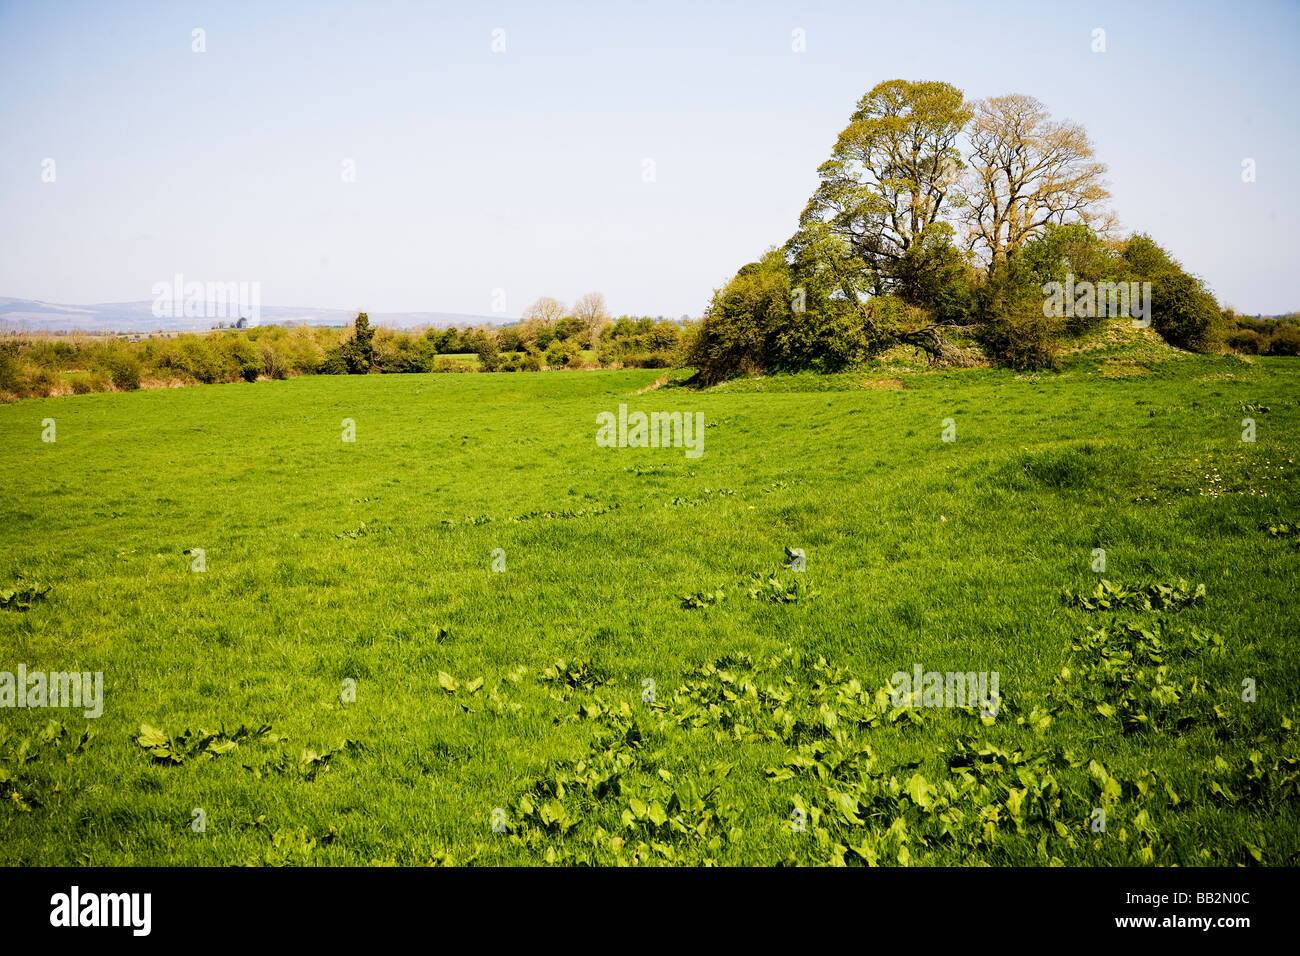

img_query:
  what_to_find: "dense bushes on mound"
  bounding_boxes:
[1121,235,1224,351]
[687,219,1244,380]
[683,76,1281,381]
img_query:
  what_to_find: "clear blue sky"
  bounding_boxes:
[1,0,1296,317]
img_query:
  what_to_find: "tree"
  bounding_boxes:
[522,296,566,325]
[960,95,1111,273]
[799,79,971,297]
[889,222,975,324]
[341,312,374,373]
[571,292,611,348]
[467,328,502,371]
[497,325,524,352]
[520,296,565,349]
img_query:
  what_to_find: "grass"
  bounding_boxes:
[1,339,1297,865]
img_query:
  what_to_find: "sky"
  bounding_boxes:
[0,0,1297,318]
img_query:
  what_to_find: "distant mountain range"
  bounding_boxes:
[0,297,512,333]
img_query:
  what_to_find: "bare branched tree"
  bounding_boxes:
[571,292,611,348]
[960,94,1111,273]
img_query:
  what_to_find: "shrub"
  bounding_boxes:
[239,361,261,382]
[340,313,375,373]
[0,348,20,394]
[977,304,1060,370]
[259,342,287,379]
[545,339,581,368]
[1267,325,1300,356]
[1149,271,1222,352]
[432,356,473,373]
[1122,234,1222,351]
[286,327,326,373]
[157,335,225,383]
[469,331,502,372]
[687,250,793,383]
[101,350,142,390]
[22,365,60,397]
[318,349,349,375]
[1226,328,1263,354]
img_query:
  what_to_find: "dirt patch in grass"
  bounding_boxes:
[1100,359,1150,378]
[860,377,906,390]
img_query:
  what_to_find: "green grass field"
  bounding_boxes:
[2,332,1298,866]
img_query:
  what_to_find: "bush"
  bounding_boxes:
[1226,328,1263,354]
[259,342,288,379]
[340,313,375,373]
[891,224,975,324]
[318,348,349,375]
[470,331,502,372]
[239,361,261,382]
[977,304,1060,370]
[687,251,794,383]
[286,327,326,373]
[0,348,20,394]
[101,350,142,390]
[1267,325,1300,356]
[1122,234,1222,351]
[1149,271,1222,352]
[432,356,473,373]
[545,339,581,368]
[22,365,60,397]
[156,336,225,383]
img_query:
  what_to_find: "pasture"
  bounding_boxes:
[1,340,1297,865]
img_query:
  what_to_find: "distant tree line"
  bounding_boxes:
[0,294,693,400]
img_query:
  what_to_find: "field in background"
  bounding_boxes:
[1,347,1297,865]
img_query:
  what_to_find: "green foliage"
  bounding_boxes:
[680,587,726,609]
[0,346,21,394]
[98,346,142,390]
[0,721,92,813]
[544,338,582,367]
[890,223,975,323]
[1122,235,1222,351]
[135,722,274,765]
[340,312,375,374]
[541,659,608,698]
[597,317,684,368]
[157,335,226,384]
[745,574,819,604]
[976,303,1060,370]
[1064,579,1206,613]
[686,249,861,383]
[0,582,51,610]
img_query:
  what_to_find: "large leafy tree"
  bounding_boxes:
[798,79,971,297]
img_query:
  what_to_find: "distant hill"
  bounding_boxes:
[0,297,512,333]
